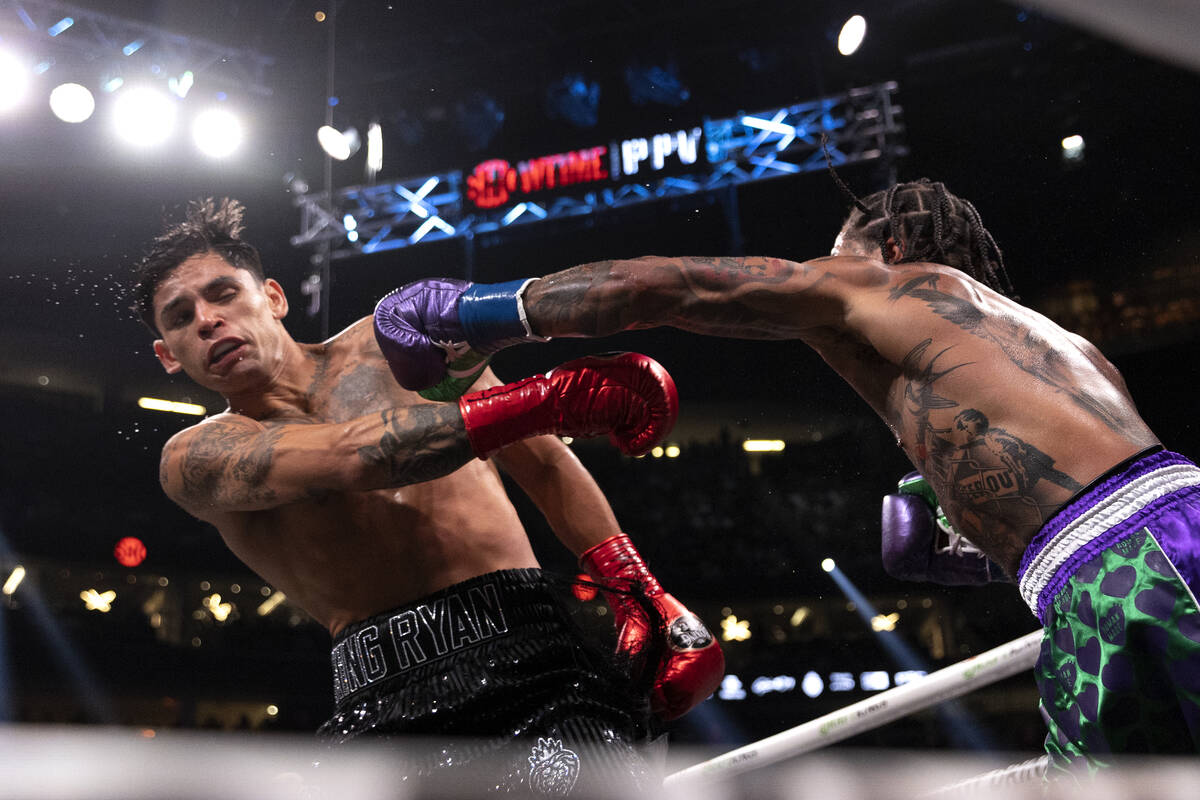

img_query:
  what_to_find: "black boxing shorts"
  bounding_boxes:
[316,568,657,796]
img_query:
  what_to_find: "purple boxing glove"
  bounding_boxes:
[373,279,478,397]
[373,277,548,400]
[881,473,1009,585]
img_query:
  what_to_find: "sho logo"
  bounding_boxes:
[669,614,714,651]
[527,737,580,796]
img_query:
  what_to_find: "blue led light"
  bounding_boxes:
[48,17,74,37]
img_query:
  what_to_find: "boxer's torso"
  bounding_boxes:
[200,318,538,636]
[805,261,1159,575]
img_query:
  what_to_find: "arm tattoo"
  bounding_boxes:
[356,404,474,487]
[527,256,819,339]
[890,273,1134,436]
[178,422,283,509]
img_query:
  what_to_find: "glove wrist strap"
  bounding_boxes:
[579,533,664,597]
[459,278,551,354]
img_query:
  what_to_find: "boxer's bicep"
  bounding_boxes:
[159,417,295,515]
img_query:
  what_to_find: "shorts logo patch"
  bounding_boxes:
[1054,586,1072,615]
[1112,530,1146,559]
[669,614,713,651]
[527,737,580,796]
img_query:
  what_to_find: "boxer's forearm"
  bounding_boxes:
[522,256,836,340]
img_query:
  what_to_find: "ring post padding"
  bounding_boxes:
[665,629,1043,786]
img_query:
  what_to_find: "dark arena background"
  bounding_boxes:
[1,1,1198,797]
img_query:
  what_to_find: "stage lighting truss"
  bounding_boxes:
[293,82,905,260]
[0,0,273,97]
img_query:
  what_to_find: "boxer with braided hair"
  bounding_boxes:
[378,175,1200,769]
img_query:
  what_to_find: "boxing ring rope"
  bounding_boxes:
[665,629,1044,787]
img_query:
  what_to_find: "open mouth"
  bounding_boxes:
[209,340,245,367]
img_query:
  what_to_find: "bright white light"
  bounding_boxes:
[838,15,868,56]
[192,107,243,158]
[138,397,205,416]
[720,614,751,642]
[257,591,286,616]
[665,445,680,458]
[49,83,95,123]
[203,592,233,622]
[366,120,382,173]
[871,612,900,632]
[743,439,785,452]
[317,124,359,160]
[718,674,746,701]
[821,558,836,573]
[3,565,25,595]
[860,670,890,691]
[0,50,29,111]
[1061,134,1085,161]
[81,588,116,612]
[801,671,824,698]
[894,669,928,686]
[112,87,177,146]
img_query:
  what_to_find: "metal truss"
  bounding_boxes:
[292,82,905,260]
[0,0,274,95]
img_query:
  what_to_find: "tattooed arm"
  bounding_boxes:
[159,405,474,517]
[521,255,886,340]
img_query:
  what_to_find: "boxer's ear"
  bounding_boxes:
[154,340,183,374]
[264,278,288,320]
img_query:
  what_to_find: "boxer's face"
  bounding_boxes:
[151,251,289,393]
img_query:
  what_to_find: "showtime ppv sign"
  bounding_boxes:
[465,127,702,209]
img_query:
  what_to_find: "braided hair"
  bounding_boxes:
[131,197,265,334]
[820,138,1015,297]
[838,179,1017,298]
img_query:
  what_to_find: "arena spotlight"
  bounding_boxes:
[49,82,95,123]
[112,86,177,146]
[837,15,868,56]
[821,558,836,573]
[2,566,25,596]
[1061,134,1085,162]
[365,120,383,177]
[317,124,360,161]
[192,107,243,158]
[0,50,30,112]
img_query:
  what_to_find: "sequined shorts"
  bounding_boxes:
[316,568,655,795]
[1017,449,1200,763]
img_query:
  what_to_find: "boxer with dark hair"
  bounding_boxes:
[131,198,723,796]
[379,178,1200,768]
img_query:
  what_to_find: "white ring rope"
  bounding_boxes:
[919,754,1051,797]
[665,629,1044,786]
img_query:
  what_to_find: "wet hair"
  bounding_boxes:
[821,138,1016,297]
[131,197,264,334]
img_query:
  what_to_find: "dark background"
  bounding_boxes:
[0,0,1197,756]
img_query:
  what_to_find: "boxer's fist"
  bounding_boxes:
[881,473,1008,585]
[374,278,477,393]
[374,277,546,398]
[458,352,678,459]
[580,534,724,721]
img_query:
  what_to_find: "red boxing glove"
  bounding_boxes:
[457,352,678,459]
[580,533,724,721]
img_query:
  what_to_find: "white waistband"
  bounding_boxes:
[1018,463,1200,612]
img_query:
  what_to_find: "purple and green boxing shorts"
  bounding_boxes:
[1017,448,1200,765]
